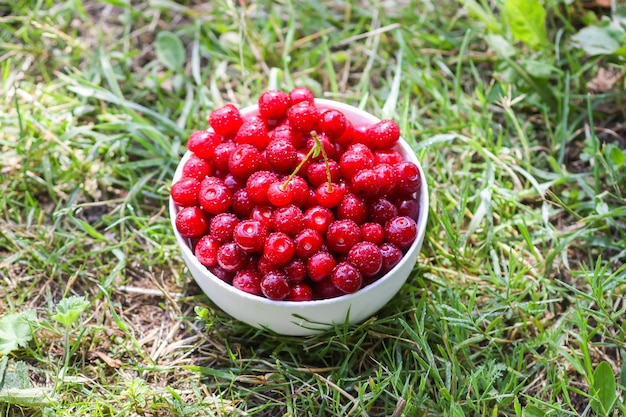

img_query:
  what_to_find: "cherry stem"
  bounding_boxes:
[280,144,317,191]
[310,131,333,192]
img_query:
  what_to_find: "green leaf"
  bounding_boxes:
[571,23,624,56]
[522,59,555,80]
[456,0,502,33]
[0,358,51,408]
[486,34,516,59]
[0,311,34,355]
[0,360,30,390]
[607,144,626,167]
[620,360,626,387]
[524,405,546,417]
[591,361,617,416]
[312,145,321,159]
[155,31,185,70]
[51,296,89,328]
[503,0,548,49]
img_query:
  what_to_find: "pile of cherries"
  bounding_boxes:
[171,87,421,301]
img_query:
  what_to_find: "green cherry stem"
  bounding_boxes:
[280,143,317,191]
[310,131,333,192]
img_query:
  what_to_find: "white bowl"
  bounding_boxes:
[169,99,429,336]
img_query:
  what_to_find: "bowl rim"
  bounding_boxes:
[169,98,429,308]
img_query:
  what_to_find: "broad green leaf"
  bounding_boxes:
[51,296,89,328]
[503,0,548,49]
[456,0,502,33]
[485,34,516,59]
[524,405,546,417]
[0,363,53,416]
[613,45,626,58]
[591,361,617,416]
[522,59,555,80]
[0,311,34,355]
[571,24,624,56]
[607,144,625,167]
[0,387,54,407]
[620,360,626,387]
[155,31,185,70]
[0,360,30,390]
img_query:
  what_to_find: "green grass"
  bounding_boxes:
[1,0,625,416]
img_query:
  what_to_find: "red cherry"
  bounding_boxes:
[217,242,250,272]
[175,206,208,238]
[234,116,269,150]
[181,154,212,180]
[294,228,324,259]
[331,262,363,294]
[187,130,221,159]
[314,278,343,299]
[306,133,335,161]
[260,270,290,300]
[393,161,421,196]
[384,216,417,250]
[368,197,398,225]
[208,265,235,283]
[336,193,367,225]
[233,269,262,296]
[293,150,313,176]
[170,177,201,207]
[307,252,337,282]
[374,149,404,166]
[395,197,420,220]
[266,139,298,174]
[347,241,383,278]
[233,220,268,252]
[287,102,320,132]
[257,256,280,275]
[339,148,374,180]
[379,242,403,274]
[209,104,244,139]
[351,168,382,199]
[268,124,305,149]
[326,219,361,254]
[360,222,385,245]
[350,125,371,147]
[270,204,304,237]
[246,171,279,205]
[374,163,398,196]
[288,283,314,301]
[303,206,335,235]
[286,175,310,207]
[258,89,291,120]
[212,142,237,172]
[263,232,295,266]
[258,149,273,171]
[209,213,239,243]
[288,86,315,105]
[335,120,354,148]
[231,188,255,218]
[284,258,307,284]
[267,181,294,207]
[367,119,401,150]
[306,160,340,188]
[228,144,261,178]
[315,183,344,208]
[317,109,348,140]
[199,180,232,214]
[223,173,245,192]
[250,205,274,226]
[194,235,220,267]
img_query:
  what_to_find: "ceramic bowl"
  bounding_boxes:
[169,99,429,336]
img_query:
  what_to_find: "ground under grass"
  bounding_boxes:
[1,0,625,416]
